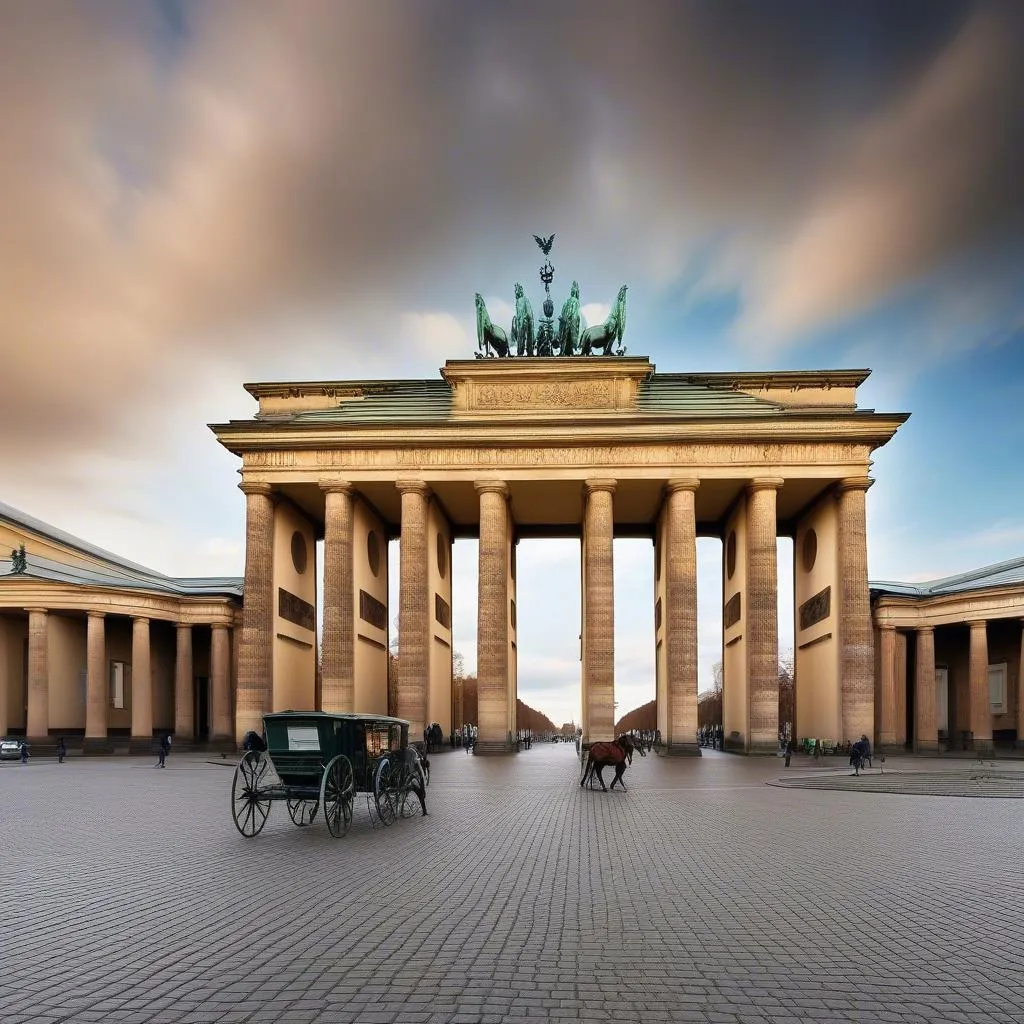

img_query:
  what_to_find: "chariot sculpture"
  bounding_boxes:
[475,236,628,358]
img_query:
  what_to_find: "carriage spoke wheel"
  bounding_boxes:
[287,797,319,827]
[398,764,424,819]
[320,754,354,838]
[373,758,398,826]
[231,751,272,837]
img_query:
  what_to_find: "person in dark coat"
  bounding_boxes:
[156,733,171,768]
[402,747,428,815]
[56,737,67,764]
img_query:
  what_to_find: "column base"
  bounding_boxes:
[912,743,940,756]
[657,742,702,757]
[129,736,157,756]
[472,740,517,755]
[972,738,995,755]
[82,737,113,756]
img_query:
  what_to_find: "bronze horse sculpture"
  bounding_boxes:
[580,734,640,792]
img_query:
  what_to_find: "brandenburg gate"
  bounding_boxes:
[212,356,906,755]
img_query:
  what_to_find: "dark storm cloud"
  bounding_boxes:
[1,0,1021,470]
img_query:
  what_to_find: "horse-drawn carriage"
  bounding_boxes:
[230,711,425,838]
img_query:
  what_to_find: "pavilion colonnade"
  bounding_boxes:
[0,605,235,749]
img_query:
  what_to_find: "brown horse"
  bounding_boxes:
[580,734,638,791]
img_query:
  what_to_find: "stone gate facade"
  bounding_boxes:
[212,357,907,753]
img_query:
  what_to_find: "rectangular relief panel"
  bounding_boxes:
[360,589,388,631]
[798,586,831,632]
[279,588,315,632]
[723,592,742,630]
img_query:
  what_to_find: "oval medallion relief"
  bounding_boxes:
[367,530,381,577]
[802,528,818,574]
[290,531,307,575]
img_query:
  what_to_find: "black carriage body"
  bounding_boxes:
[262,711,409,796]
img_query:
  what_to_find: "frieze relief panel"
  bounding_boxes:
[245,442,871,472]
[471,380,619,411]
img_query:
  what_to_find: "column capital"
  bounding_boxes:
[583,478,617,496]
[239,480,275,498]
[746,477,784,494]
[320,479,355,495]
[87,610,106,621]
[916,624,934,635]
[967,618,988,630]
[176,620,192,631]
[665,478,700,495]
[879,623,897,633]
[836,476,874,494]
[396,479,431,497]
[132,615,151,626]
[211,621,228,633]
[24,607,48,615]
[474,480,509,498]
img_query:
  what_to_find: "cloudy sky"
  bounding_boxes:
[2,1,1022,727]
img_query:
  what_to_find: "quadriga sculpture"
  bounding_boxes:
[511,283,535,357]
[475,293,510,357]
[556,280,582,356]
[580,285,628,356]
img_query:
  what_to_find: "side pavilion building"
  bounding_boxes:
[872,558,1024,754]
[212,356,908,754]
[0,502,241,751]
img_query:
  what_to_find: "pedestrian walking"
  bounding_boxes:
[56,737,67,764]
[156,732,171,768]
[784,738,794,768]
[20,739,29,764]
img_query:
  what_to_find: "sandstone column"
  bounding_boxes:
[174,623,193,739]
[584,480,616,744]
[878,625,898,749]
[968,619,991,753]
[1017,621,1024,751]
[396,480,430,735]
[237,481,275,743]
[663,479,700,755]
[211,624,232,741]
[476,481,511,753]
[321,481,355,713]
[85,612,108,749]
[26,608,49,740]
[914,625,937,754]
[131,616,153,751]
[837,477,874,744]
[746,479,781,753]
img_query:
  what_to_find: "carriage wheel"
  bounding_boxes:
[231,751,272,837]
[398,762,427,818]
[373,757,398,826]
[287,797,319,827]
[420,757,430,787]
[320,754,354,837]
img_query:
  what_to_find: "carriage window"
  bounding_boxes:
[287,726,320,751]
[366,727,390,757]
[389,725,402,751]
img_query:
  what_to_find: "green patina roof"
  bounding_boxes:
[280,375,784,425]
[636,375,782,416]
[291,380,453,423]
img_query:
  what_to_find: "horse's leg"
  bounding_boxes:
[595,764,607,791]
[611,764,627,791]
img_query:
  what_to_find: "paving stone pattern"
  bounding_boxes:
[2,747,1023,1023]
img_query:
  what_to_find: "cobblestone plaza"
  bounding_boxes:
[4,745,1023,1023]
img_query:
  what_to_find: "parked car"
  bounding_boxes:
[0,737,24,760]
